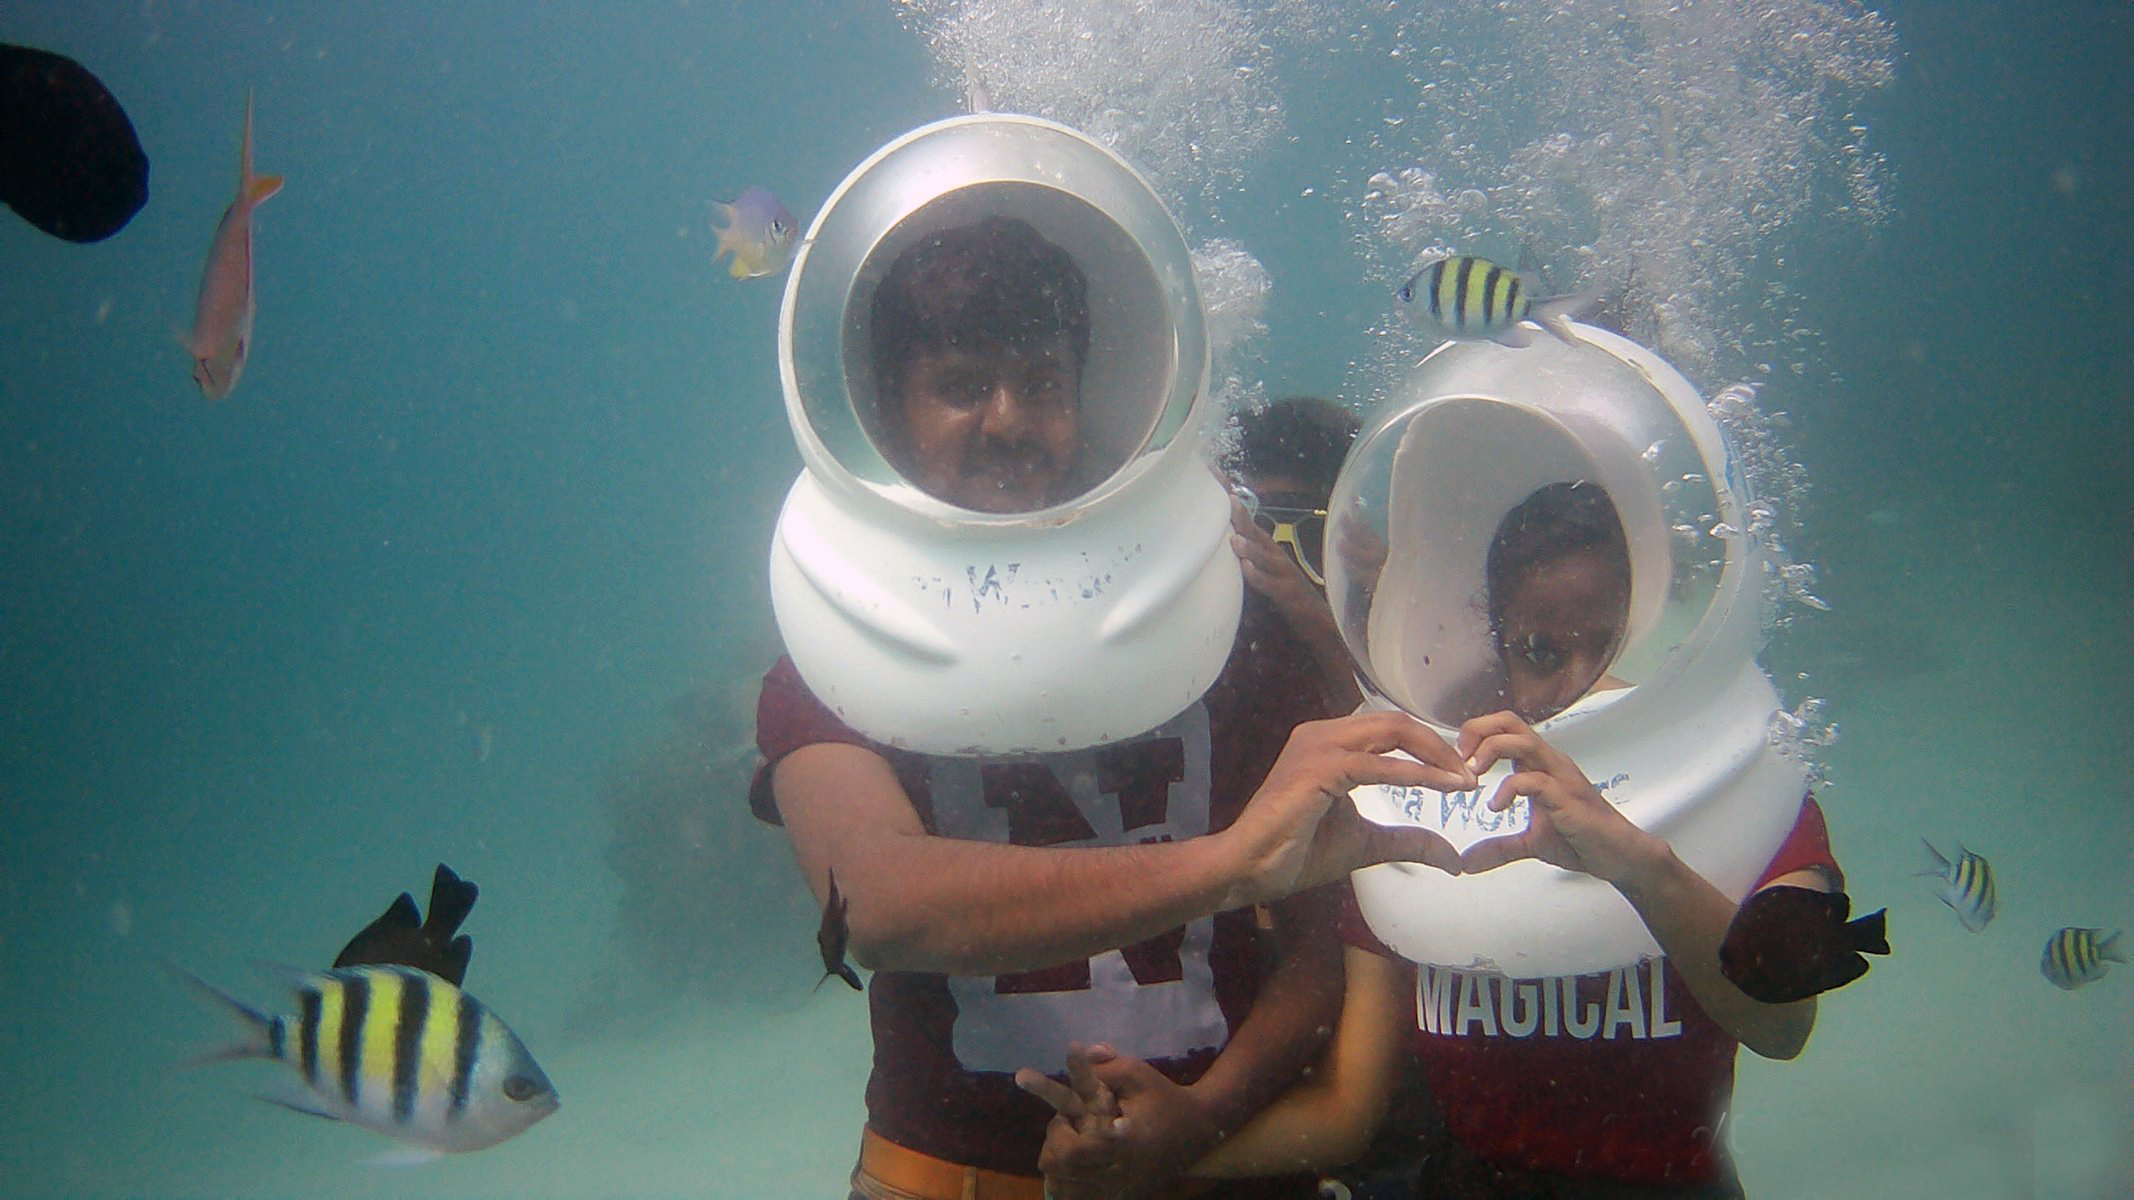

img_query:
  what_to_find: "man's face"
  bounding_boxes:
[888,336,1082,513]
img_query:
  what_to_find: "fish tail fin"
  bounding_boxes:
[240,89,255,187]
[423,864,480,941]
[166,961,278,1067]
[1846,908,1891,956]
[1913,837,1950,877]
[1531,285,1602,343]
[2100,930,2126,964]
[709,202,738,263]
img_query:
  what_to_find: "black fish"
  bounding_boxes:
[815,869,862,993]
[333,863,479,986]
[1718,885,1889,1004]
[0,44,149,242]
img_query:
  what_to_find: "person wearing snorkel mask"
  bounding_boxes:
[1228,396,1365,715]
[1026,482,1849,1200]
[750,219,1476,1200]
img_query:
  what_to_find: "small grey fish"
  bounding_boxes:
[710,186,797,279]
[176,963,557,1160]
[1396,254,1598,347]
[1917,839,1997,932]
[2040,927,2123,991]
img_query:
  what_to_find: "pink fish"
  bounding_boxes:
[188,91,283,399]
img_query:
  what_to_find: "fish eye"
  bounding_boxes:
[1396,283,1412,303]
[502,1075,542,1102]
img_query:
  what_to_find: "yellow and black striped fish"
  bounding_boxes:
[178,963,557,1157]
[1918,839,1997,932]
[2040,927,2124,991]
[1396,254,1596,347]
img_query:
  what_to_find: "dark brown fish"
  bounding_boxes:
[333,863,479,986]
[0,44,148,242]
[816,869,862,993]
[1719,885,1889,1004]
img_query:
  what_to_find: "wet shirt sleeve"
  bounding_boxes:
[1755,794,1842,889]
[748,655,876,825]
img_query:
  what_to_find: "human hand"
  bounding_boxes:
[1229,498,1326,625]
[1329,503,1387,591]
[1453,710,1665,885]
[1224,712,1475,906]
[1017,1043,1145,1200]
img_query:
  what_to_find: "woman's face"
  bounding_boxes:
[1495,548,1631,722]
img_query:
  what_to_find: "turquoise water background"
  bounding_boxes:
[1,3,2127,1197]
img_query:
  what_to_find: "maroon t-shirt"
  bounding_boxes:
[1342,798,1840,1187]
[753,599,1329,1175]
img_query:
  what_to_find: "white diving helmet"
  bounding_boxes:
[1332,325,1809,977]
[769,115,1233,755]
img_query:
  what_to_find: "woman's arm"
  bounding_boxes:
[1191,945,1408,1177]
[1021,945,1408,1192]
[1456,711,1821,1059]
[1614,862,1825,1060]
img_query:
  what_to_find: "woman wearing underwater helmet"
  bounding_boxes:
[1024,480,1848,1200]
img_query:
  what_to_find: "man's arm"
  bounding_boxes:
[775,742,1242,975]
[773,713,1475,977]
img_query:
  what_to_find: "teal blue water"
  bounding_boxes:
[1,3,2126,1197]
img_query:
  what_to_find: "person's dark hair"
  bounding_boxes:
[1232,396,1361,498]
[869,216,1092,404]
[1485,481,1630,632]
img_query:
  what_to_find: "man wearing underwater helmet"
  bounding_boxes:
[869,215,1091,514]
[752,217,1478,1200]
[1029,481,1850,1200]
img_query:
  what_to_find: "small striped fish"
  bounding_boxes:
[1396,254,1597,347]
[1918,839,1997,932]
[2040,927,2124,991]
[179,963,557,1157]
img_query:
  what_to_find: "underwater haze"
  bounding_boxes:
[1,2,2127,1197]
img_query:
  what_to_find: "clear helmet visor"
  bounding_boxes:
[780,116,1206,523]
[1327,330,1733,728]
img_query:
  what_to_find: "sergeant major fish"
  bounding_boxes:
[711,186,797,279]
[187,89,283,399]
[2040,926,2123,991]
[1396,254,1597,348]
[1917,839,1997,932]
[177,963,557,1159]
